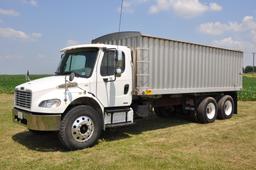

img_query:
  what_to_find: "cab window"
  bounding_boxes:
[100,50,125,76]
[100,51,115,76]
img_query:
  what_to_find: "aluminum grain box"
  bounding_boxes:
[92,32,243,95]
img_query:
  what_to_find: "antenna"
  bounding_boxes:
[118,0,124,33]
[116,0,124,61]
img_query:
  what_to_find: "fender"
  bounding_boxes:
[63,92,106,129]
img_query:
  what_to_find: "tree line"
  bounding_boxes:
[243,66,256,73]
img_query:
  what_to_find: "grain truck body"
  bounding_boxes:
[92,32,243,96]
[13,32,243,150]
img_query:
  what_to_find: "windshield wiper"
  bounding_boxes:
[61,71,82,77]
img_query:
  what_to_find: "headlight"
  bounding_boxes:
[39,99,61,108]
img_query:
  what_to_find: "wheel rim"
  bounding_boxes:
[71,116,94,143]
[224,100,232,116]
[206,103,216,120]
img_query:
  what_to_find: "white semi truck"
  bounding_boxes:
[13,32,243,150]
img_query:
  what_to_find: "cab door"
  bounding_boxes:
[96,49,132,107]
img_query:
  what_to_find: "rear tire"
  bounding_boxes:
[58,105,102,150]
[217,95,234,119]
[197,97,217,123]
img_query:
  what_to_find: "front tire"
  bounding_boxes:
[58,105,102,150]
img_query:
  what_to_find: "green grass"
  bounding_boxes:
[238,74,256,101]
[0,94,255,170]
[0,75,49,94]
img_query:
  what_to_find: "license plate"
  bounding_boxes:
[17,111,23,119]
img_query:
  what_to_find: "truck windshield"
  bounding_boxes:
[56,48,98,78]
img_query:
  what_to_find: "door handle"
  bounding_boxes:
[103,77,112,82]
[124,84,129,94]
[103,76,115,83]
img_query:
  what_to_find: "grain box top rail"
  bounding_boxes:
[92,31,243,53]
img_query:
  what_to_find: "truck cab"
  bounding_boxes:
[13,44,134,150]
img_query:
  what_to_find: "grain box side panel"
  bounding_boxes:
[137,36,243,95]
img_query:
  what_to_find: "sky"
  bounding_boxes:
[0,0,256,74]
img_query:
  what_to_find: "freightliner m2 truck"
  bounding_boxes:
[13,32,243,150]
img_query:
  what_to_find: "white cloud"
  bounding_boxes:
[170,0,208,17]
[212,37,249,50]
[251,29,256,43]
[66,40,80,46]
[120,0,134,13]
[0,27,29,39]
[242,16,256,31]
[0,8,19,16]
[22,0,37,6]
[117,0,132,13]
[0,27,42,40]
[149,0,222,18]
[117,0,150,13]
[209,3,222,11]
[200,16,256,53]
[199,16,256,35]
[31,32,42,38]
[149,0,170,14]
[199,22,229,35]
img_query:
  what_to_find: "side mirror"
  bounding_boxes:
[117,50,122,61]
[115,50,123,78]
[115,68,122,77]
[69,72,75,81]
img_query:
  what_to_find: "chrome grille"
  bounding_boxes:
[15,90,32,109]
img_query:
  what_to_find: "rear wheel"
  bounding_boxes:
[197,97,217,123]
[58,105,102,150]
[217,95,234,119]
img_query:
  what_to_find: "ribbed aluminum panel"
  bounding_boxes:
[15,90,32,109]
[92,32,243,95]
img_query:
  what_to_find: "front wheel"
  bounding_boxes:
[58,105,102,150]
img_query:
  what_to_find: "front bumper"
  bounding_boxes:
[12,108,61,131]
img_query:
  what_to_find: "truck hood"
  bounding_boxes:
[16,76,68,92]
